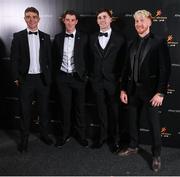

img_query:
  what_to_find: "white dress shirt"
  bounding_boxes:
[27,28,41,74]
[98,28,112,49]
[60,30,76,73]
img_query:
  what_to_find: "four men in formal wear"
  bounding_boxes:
[89,9,126,150]
[52,10,88,148]
[10,6,172,172]
[118,10,171,172]
[10,7,53,153]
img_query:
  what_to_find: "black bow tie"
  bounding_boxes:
[29,31,38,35]
[65,33,74,38]
[99,32,108,37]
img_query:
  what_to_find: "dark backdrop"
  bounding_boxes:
[0,0,180,147]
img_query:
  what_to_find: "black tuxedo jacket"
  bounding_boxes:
[52,31,88,81]
[90,30,126,83]
[11,29,52,85]
[121,33,171,96]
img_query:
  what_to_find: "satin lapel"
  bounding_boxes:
[39,31,44,63]
[130,41,137,71]
[94,33,103,58]
[22,30,30,60]
[74,31,81,59]
[103,32,115,59]
[58,33,65,59]
[139,38,154,68]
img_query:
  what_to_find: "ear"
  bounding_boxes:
[148,18,152,27]
[76,19,78,25]
[110,17,112,23]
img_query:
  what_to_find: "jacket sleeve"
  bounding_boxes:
[10,33,19,81]
[120,41,132,92]
[157,38,171,94]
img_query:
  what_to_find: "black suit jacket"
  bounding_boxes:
[121,33,171,96]
[52,31,88,81]
[10,29,52,85]
[90,31,126,83]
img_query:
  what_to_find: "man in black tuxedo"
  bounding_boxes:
[118,10,171,172]
[89,9,126,150]
[11,7,53,153]
[53,10,88,148]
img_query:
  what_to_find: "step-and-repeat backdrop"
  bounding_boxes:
[0,0,179,147]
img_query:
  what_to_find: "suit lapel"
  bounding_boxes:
[93,31,116,59]
[59,33,65,59]
[74,31,81,59]
[39,31,44,63]
[139,37,155,68]
[103,32,115,58]
[94,33,103,58]
[39,30,45,47]
[130,40,137,71]
[22,29,30,60]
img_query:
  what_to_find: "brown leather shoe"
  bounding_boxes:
[118,147,138,156]
[152,156,161,172]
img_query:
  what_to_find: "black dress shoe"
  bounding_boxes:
[41,135,53,145]
[55,137,71,148]
[18,136,28,153]
[152,156,161,172]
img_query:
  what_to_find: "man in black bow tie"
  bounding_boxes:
[89,9,126,151]
[53,10,89,148]
[11,7,53,153]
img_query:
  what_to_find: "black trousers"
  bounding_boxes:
[93,79,120,144]
[128,84,161,157]
[56,71,86,140]
[19,74,50,136]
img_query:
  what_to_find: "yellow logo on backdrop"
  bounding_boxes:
[167,35,179,47]
[161,127,172,138]
[152,9,167,22]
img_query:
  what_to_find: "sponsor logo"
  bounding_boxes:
[168,109,180,113]
[152,10,167,22]
[172,64,180,67]
[124,13,133,17]
[174,14,180,17]
[161,127,172,138]
[167,84,175,95]
[167,35,179,47]
[140,128,150,132]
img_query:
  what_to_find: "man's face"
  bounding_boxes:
[24,11,40,31]
[97,12,112,31]
[134,15,151,35]
[63,14,78,33]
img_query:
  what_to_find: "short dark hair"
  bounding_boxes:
[24,7,39,16]
[96,8,113,18]
[62,10,79,20]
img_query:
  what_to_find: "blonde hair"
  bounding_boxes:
[133,10,152,20]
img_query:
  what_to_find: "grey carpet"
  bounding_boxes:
[0,130,180,176]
